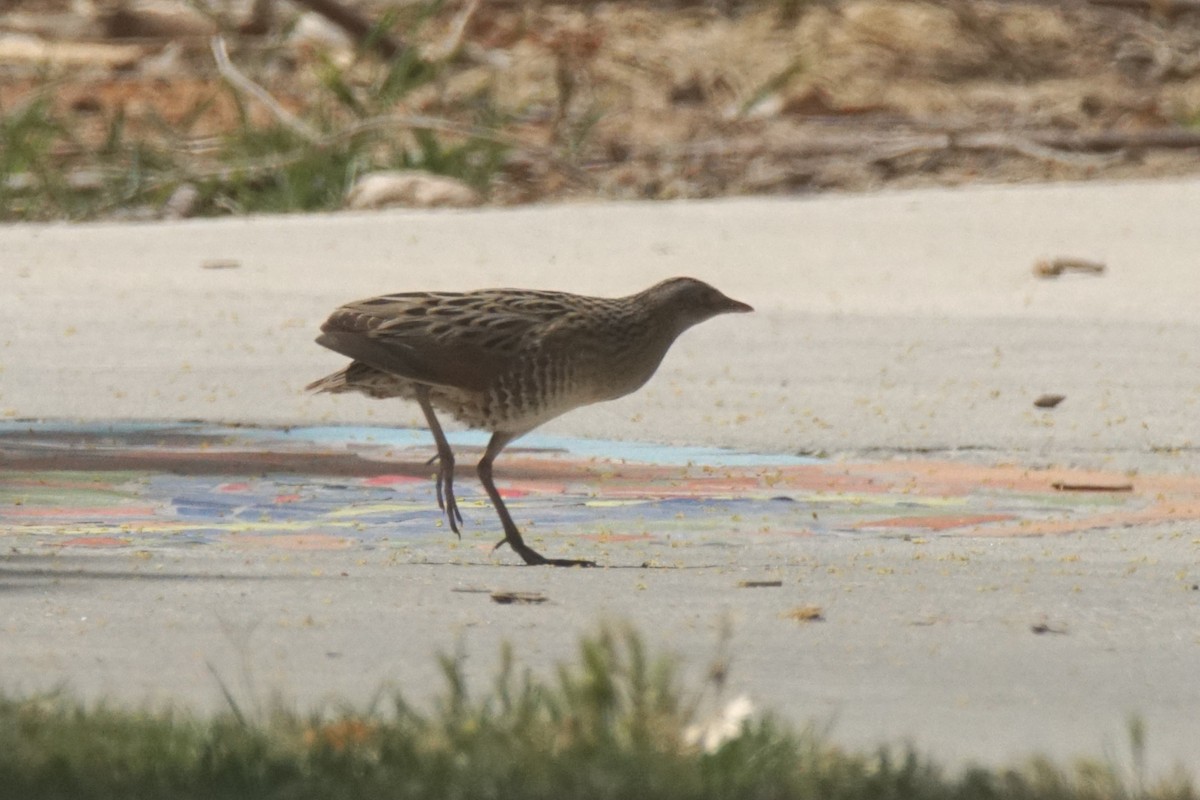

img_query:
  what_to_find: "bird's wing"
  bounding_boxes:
[316,290,587,391]
[314,331,495,391]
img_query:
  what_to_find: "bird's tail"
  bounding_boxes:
[305,368,351,393]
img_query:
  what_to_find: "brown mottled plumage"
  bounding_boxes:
[308,277,752,567]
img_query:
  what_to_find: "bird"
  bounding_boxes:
[307,276,753,567]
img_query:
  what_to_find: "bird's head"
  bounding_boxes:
[642,277,753,332]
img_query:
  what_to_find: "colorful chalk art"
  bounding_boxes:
[4,422,1200,558]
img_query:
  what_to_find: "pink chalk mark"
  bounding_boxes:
[858,514,1016,531]
[363,475,423,487]
[975,499,1200,538]
[57,536,130,548]
[218,482,252,492]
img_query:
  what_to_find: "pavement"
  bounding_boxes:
[2,178,1200,777]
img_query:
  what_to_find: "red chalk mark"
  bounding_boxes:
[497,488,529,498]
[4,506,157,518]
[858,514,1016,531]
[219,482,252,492]
[976,499,1200,537]
[850,460,1141,497]
[509,479,569,492]
[56,536,129,548]
[274,494,302,504]
[362,475,423,486]
[672,478,764,493]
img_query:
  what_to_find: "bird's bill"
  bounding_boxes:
[721,296,754,314]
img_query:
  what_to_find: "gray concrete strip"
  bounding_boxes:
[3,535,1197,777]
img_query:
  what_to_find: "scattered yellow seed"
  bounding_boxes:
[782,606,825,623]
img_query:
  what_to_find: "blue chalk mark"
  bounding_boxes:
[0,421,815,467]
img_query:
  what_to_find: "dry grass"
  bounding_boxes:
[4,0,1200,218]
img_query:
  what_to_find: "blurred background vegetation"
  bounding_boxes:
[3,0,1200,221]
[4,624,1197,799]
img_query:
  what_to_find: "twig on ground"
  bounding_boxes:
[654,125,1200,170]
[1029,128,1200,152]
[954,132,1124,167]
[210,35,321,143]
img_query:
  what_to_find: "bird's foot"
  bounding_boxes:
[495,537,596,568]
[434,461,464,537]
[541,557,599,568]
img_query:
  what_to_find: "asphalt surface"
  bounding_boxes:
[3,178,1200,776]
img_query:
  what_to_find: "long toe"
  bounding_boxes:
[434,463,446,512]
[444,467,463,527]
[434,462,465,535]
[542,557,598,568]
[508,540,596,568]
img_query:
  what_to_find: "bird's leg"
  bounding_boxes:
[415,386,463,536]
[477,432,596,568]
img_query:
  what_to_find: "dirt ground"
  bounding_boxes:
[5,0,1200,205]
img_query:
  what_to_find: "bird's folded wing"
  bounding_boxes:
[315,331,503,392]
